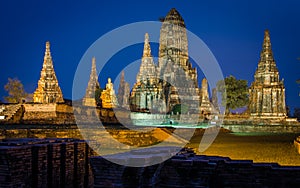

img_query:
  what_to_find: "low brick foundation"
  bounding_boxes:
[0,138,94,188]
[90,147,300,187]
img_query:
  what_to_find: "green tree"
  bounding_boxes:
[4,78,28,103]
[95,88,103,106]
[216,75,249,114]
[294,108,300,121]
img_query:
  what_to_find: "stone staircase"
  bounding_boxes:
[0,104,23,122]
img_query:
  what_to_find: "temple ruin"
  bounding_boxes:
[82,57,100,107]
[33,41,64,103]
[249,30,286,119]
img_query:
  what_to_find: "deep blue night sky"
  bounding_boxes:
[1,0,300,112]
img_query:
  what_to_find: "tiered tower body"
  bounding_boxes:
[249,30,286,118]
[158,8,200,113]
[82,57,100,107]
[33,41,64,103]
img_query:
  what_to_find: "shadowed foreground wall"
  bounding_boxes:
[0,138,300,187]
[90,148,300,187]
[0,138,93,188]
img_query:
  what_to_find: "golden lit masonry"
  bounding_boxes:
[33,41,64,103]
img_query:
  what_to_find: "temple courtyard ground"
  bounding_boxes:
[0,124,299,166]
[188,132,300,166]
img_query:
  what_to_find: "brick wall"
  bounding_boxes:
[90,147,300,187]
[0,138,93,188]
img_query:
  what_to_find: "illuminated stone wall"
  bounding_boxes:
[23,103,57,119]
[22,103,75,124]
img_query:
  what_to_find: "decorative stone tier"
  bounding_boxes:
[0,138,93,188]
[90,147,300,187]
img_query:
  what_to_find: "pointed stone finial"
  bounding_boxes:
[45,41,51,57]
[121,70,125,80]
[164,8,185,27]
[92,57,96,69]
[260,29,274,62]
[143,33,151,57]
[201,78,208,98]
[263,30,271,49]
[202,78,208,89]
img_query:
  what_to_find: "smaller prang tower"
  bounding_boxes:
[33,41,64,103]
[130,33,164,112]
[117,70,130,109]
[83,57,100,107]
[249,30,286,119]
[199,78,212,116]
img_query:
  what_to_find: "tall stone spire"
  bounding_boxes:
[249,30,286,119]
[117,71,130,109]
[82,57,100,106]
[260,30,274,62]
[33,41,64,103]
[254,30,280,85]
[130,33,164,112]
[136,33,157,83]
[143,33,151,57]
[199,78,212,116]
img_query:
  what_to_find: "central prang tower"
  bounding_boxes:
[158,8,200,113]
[159,8,189,67]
